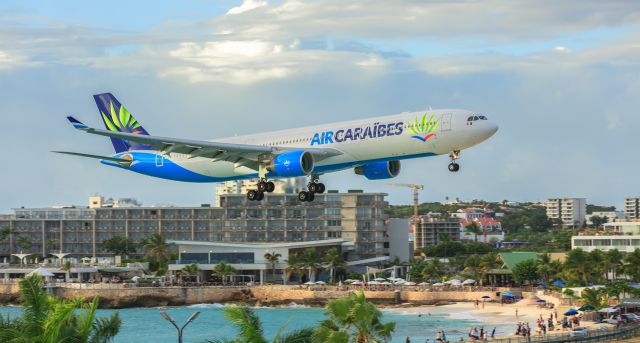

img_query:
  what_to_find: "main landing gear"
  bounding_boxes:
[448,150,461,172]
[298,175,325,202]
[246,178,275,201]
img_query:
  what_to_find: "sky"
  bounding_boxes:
[1,0,640,212]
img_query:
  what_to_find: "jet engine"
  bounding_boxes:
[354,160,401,180]
[268,150,314,177]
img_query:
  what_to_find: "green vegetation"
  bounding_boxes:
[313,291,395,343]
[102,236,137,258]
[140,233,172,275]
[0,275,121,342]
[263,251,282,282]
[323,248,346,284]
[213,262,237,284]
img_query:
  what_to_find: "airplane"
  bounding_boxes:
[55,93,498,202]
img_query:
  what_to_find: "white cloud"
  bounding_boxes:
[227,0,268,15]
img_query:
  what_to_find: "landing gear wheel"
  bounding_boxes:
[308,183,319,193]
[257,181,268,192]
[247,190,259,201]
[298,191,311,202]
[448,163,460,172]
[307,192,315,202]
[316,183,326,193]
[265,181,275,193]
[257,191,265,201]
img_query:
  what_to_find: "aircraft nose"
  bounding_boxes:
[488,122,498,136]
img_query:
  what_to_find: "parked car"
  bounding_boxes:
[570,327,588,337]
[621,314,640,323]
[601,317,619,325]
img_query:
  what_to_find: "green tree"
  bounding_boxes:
[605,249,623,280]
[463,254,482,281]
[263,251,282,283]
[563,249,591,285]
[588,250,607,283]
[206,306,313,343]
[479,252,499,286]
[17,235,32,253]
[300,248,322,282]
[323,248,346,284]
[181,263,199,282]
[623,249,640,282]
[511,259,539,286]
[580,287,607,310]
[312,291,395,343]
[140,233,171,275]
[61,260,72,282]
[213,262,237,285]
[422,259,445,281]
[0,275,121,342]
[102,236,136,258]
[465,222,482,243]
[285,254,303,284]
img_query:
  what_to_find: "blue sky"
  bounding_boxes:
[1,0,639,212]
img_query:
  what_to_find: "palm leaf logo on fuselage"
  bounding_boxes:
[408,113,439,142]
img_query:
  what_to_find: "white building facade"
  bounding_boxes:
[545,198,587,228]
[624,197,640,219]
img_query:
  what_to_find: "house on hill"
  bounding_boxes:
[486,252,538,286]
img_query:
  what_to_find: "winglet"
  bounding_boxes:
[67,116,89,130]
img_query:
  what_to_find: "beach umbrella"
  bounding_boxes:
[403,282,416,286]
[462,279,476,285]
[373,277,386,282]
[564,309,579,316]
[578,305,595,311]
[351,281,363,285]
[418,282,430,286]
[433,282,445,287]
[552,280,566,287]
[599,307,618,313]
[536,299,546,303]
[304,281,316,285]
[368,281,380,285]
[315,281,326,285]
[380,281,392,285]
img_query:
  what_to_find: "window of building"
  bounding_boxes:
[327,220,342,227]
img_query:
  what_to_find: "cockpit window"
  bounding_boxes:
[467,116,474,121]
[479,115,487,120]
[473,116,479,121]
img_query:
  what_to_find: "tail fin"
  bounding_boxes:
[93,93,152,153]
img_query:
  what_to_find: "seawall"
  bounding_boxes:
[0,284,522,309]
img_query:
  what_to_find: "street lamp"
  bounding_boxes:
[159,311,200,343]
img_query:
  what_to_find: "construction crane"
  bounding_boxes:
[387,182,424,220]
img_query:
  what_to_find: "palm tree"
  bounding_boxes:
[140,233,171,275]
[605,249,623,280]
[479,251,499,286]
[463,254,482,281]
[300,248,322,282]
[207,306,313,343]
[465,222,482,243]
[323,248,346,284]
[563,288,576,306]
[623,249,640,282]
[580,287,607,310]
[0,275,121,342]
[285,254,304,284]
[61,260,72,282]
[181,263,199,283]
[422,259,445,281]
[312,291,395,343]
[17,235,32,254]
[563,248,591,285]
[213,262,237,285]
[263,251,282,283]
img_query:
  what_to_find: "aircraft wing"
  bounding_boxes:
[66,116,342,169]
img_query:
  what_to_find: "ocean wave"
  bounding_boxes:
[187,303,228,309]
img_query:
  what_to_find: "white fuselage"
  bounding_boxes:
[122,109,497,181]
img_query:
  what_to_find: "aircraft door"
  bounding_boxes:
[440,113,452,131]
[155,154,164,167]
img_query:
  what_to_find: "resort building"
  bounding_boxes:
[624,197,640,219]
[413,215,460,250]
[544,198,587,228]
[0,192,390,263]
[571,235,640,253]
[485,252,539,286]
[168,239,358,283]
[459,217,504,243]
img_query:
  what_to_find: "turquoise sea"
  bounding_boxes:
[0,304,512,342]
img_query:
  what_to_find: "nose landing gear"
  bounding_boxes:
[448,150,461,172]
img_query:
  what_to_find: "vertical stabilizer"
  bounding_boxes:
[93,93,152,153]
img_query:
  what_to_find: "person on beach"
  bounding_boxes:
[491,327,496,338]
[406,336,411,343]
[515,308,519,319]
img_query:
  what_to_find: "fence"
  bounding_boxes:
[493,323,640,343]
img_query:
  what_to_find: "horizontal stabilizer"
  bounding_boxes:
[52,151,131,163]
[67,116,88,130]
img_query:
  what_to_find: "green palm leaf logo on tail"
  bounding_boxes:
[101,101,143,133]
[408,112,439,142]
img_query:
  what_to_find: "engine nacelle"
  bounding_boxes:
[268,150,314,177]
[354,160,401,180]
